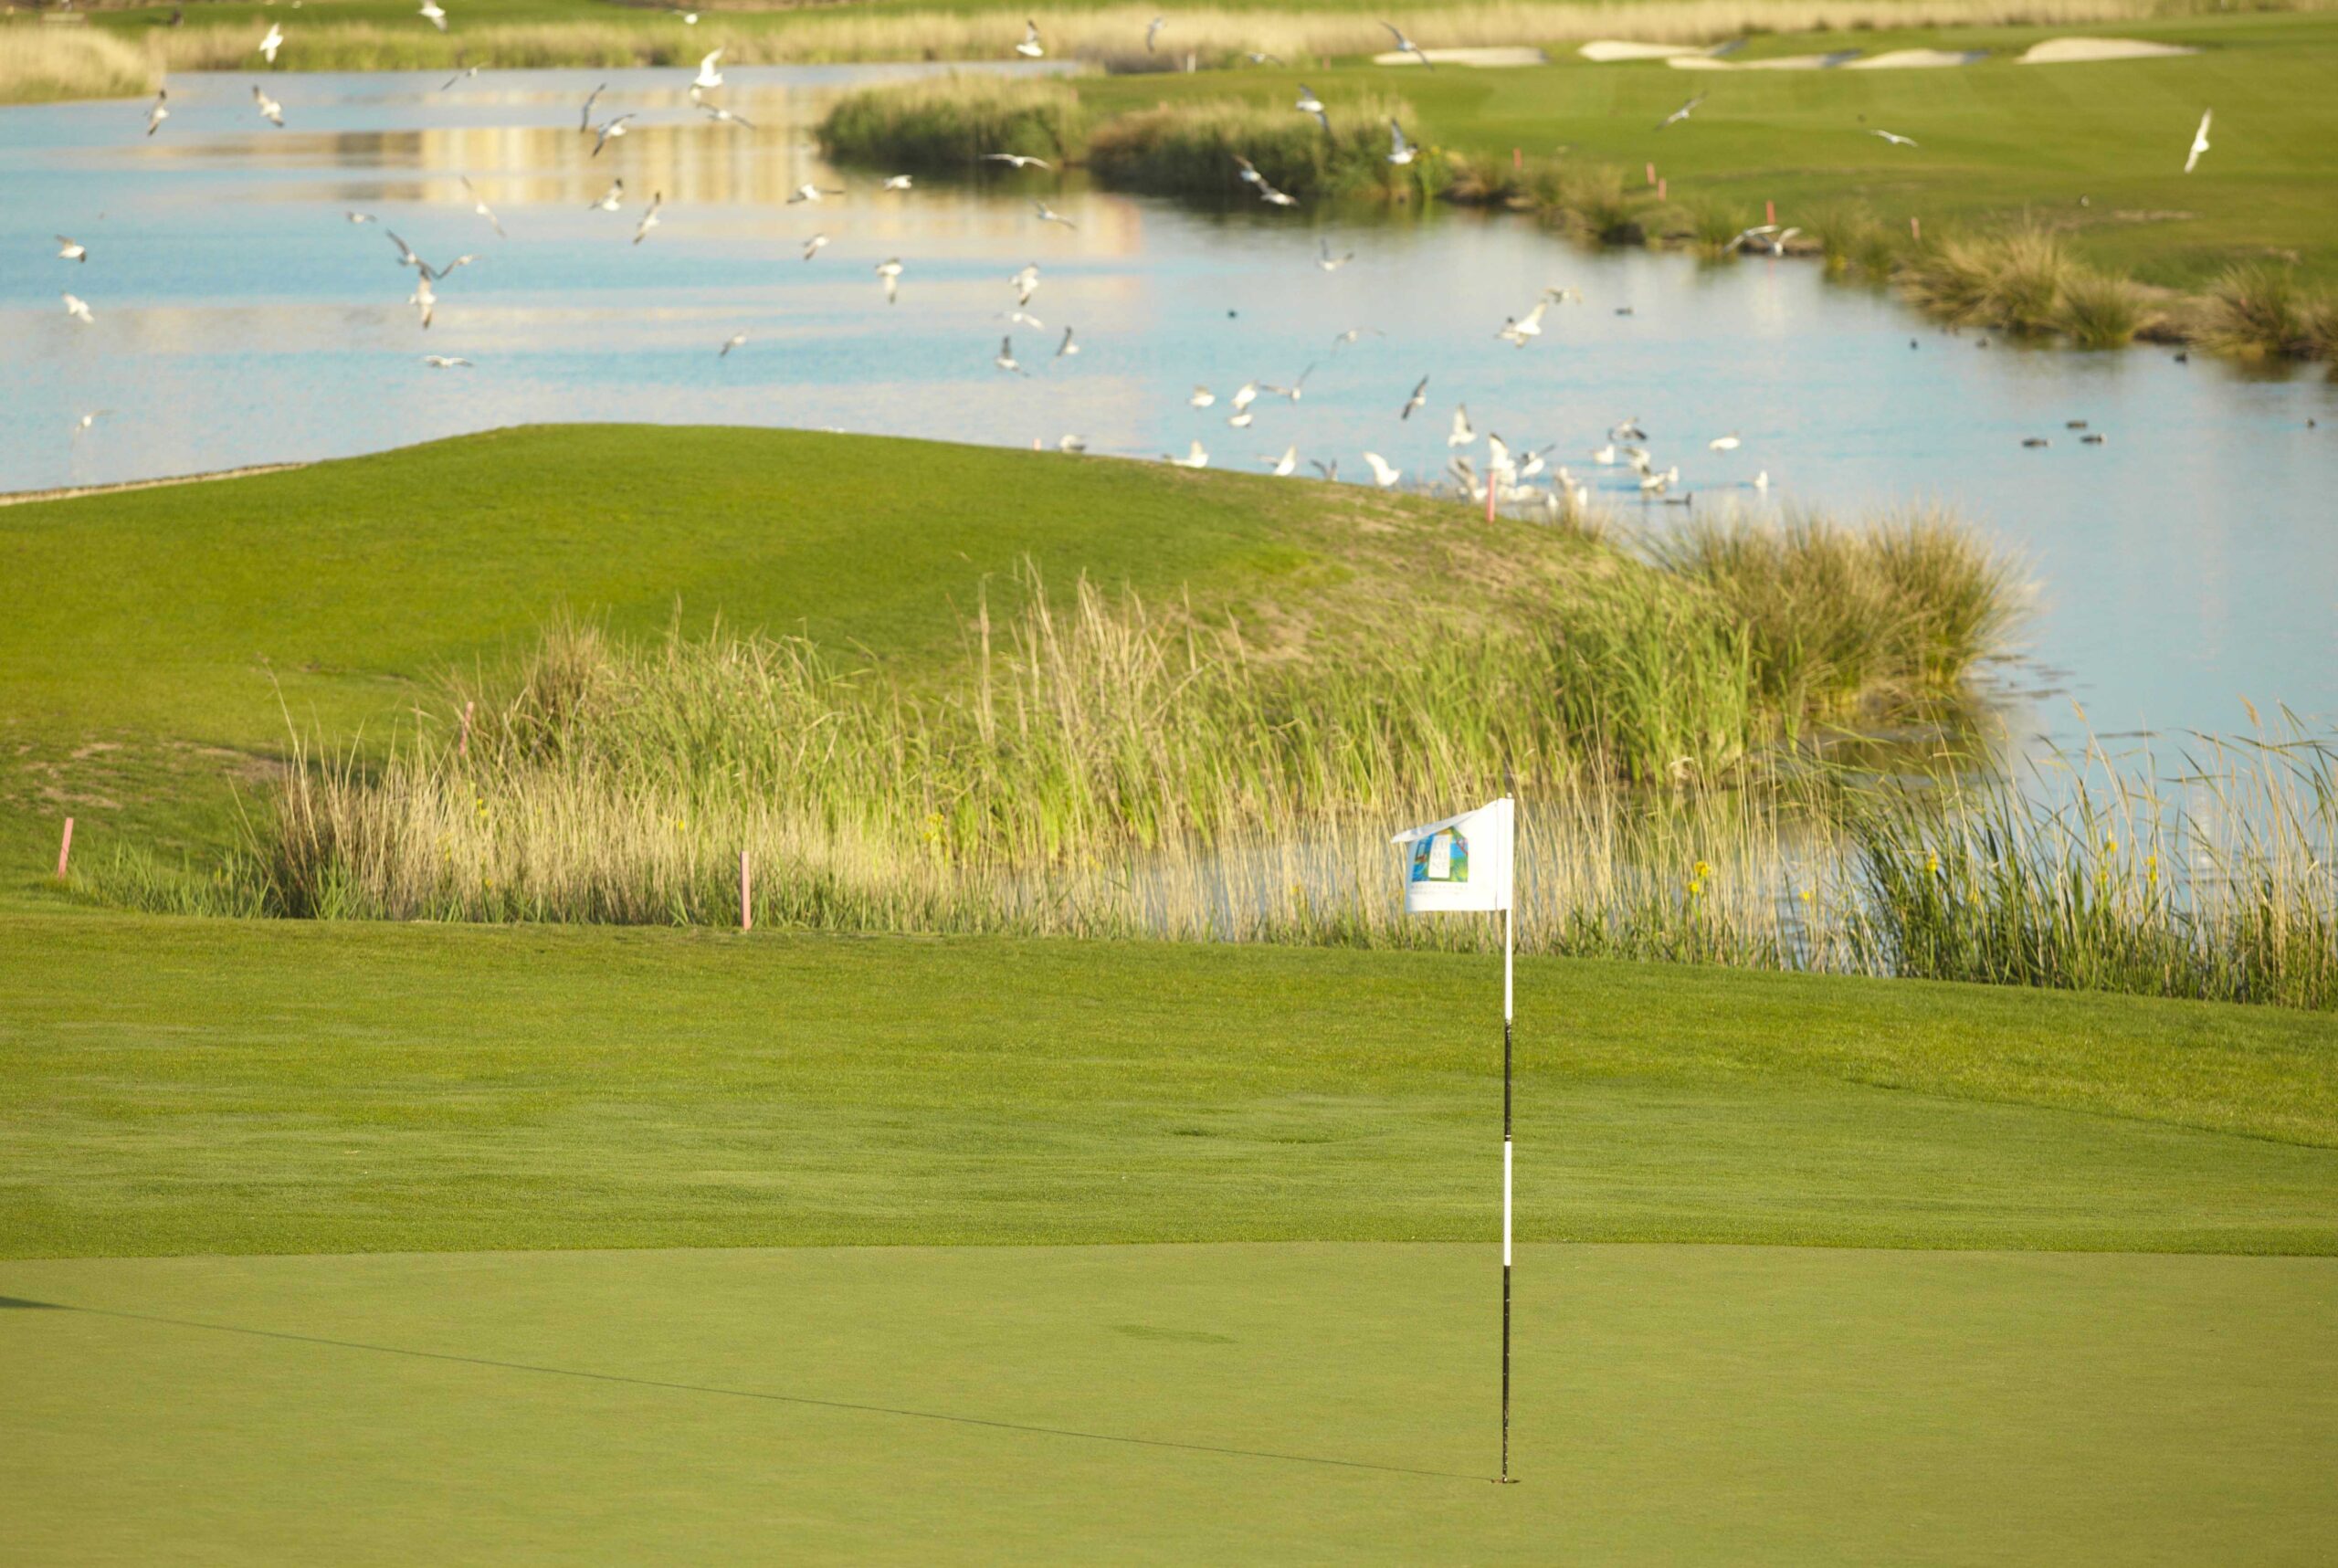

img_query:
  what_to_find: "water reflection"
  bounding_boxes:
[2,65,2333,742]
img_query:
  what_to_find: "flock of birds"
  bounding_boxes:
[48,10,2217,492]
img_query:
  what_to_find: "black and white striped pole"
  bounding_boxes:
[1501,866,1517,1486]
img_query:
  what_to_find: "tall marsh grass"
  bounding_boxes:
[819,72,1084,168]
[2199,262,2336,357]
[0,25,156,103]
[1086,92,1417,199]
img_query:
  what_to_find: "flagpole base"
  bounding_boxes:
[1494,1476,1521,1486]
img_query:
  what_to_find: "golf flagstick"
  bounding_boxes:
[1390,795,1519,1485]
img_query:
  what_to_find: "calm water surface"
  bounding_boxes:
[5,66,2333,741]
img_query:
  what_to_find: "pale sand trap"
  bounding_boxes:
[1578,39,1705,61]
[1372,45,1551,66]
[1845,47,1989,68]
[2019,37,2199,63]
[1669,49,1863,70]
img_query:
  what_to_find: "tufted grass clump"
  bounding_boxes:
[819,72,1084,171]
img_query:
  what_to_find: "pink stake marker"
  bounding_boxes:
[739,849,753,932]
[57,816,74,879]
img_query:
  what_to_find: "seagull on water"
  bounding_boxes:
[252,86,285,126]
[423,354,471,368]
[1055,325,1079,358]
[1448,405,1476,447]
[1169,440,1209,468]
[459,175,505,238]
[1658,95,1704,131]
[1317,240,1353,271]
[1708,433,1740,451]
[1034,200,1077,228]
[881,174,914,191]
[1363,452,1402,488]
[1380,20,1434,68]
[1387,121,1417,165]
[1869,129,1919,148]
[589,179,624,211]
[1262,446,1298,477]
[692,48,723,91]
[632,191,664,244]
[1399,374,1428,419]
[802,233,828,259]
[419,0,448,31]
[876,258,902,302]
[995,337,1027,374]
[258,22,284,63]
[980,153,1052,171]
[2185,109,2212,173]
[63,293,94,323]
[145,88,168,136]
[1189,386,1216,408]
[719,334,747,357]
[1016,18,1045,58]
[57,236,87,263]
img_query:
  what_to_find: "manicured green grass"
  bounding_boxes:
[1072,13,2338,290]
[5,1243,2333,1563]
[5,910,2333,1259]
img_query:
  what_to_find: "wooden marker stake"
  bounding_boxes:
[1766,199,1776,226]
[57,817,74,879]
[1911,216,1922,241]
[739,849,753,932]
[1657,177,1667,201]
[1511,147,1522,171]
[1645,161,1656,186]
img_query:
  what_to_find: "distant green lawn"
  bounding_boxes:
[6,1243,2333,1563]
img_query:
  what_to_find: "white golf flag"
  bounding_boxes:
[1392,797,1514,913]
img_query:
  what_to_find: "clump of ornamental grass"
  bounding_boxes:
[1682,195,1754,258]
[2054,268,2156,348]
[818,72,1084,170]
[1084,93,1416,200]
[1532,160,1638,243]
[2199,261,2328,357]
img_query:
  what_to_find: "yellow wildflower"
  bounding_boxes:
[2104,836,2118,855]
[1693,859,1713,880]
[1798,887,1816,904]
[1925,851,1941,875]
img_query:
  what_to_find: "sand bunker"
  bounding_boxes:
[1372,45,1550,67]
[1578,40,1705,62]
[1668,50,1864,71]
[1845,48,1989,69]
[2018,37,2199,63]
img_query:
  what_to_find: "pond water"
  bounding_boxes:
[5,65,2333,742]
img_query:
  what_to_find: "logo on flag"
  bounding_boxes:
[1392,798,1513,913]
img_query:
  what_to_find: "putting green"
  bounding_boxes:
[4,1243,2333,1563]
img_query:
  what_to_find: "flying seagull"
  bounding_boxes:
[1188,386,1216,408]
[1231,381,1260,412]
[2185,109,2212,174]
[1387,121,1417,165]
[579,83,606,133]
[995,336,1028,374]
[692,48,723,91]
[1033,200,1077,229]
[63,293,94,324]
[1380,20,1433,68]
[386,230,472,280]
[1296,84,1324,115]
[459,175,505,238]
[1262,446,1298,477]
[1658,95,1704,131]
[801,233,828,259]
[591,114,635,156]
[1012,263,1041,306]
[589,179,624,211]
[74,409,111,435]
[1059,434,1089,453]
[719,334,747,357]
[1869,129,1919,148]
[1311,458,1339,481]
[258,22,283,63]
[875,258,902,302]
[1146,15,1166,51]
[1056,325,1079,358]
[700,103,753,128]
[409,273,436,329]
[1317,240,1353,271]
[1256,175,1298,208]
[442,65,479,89]
[56,236,87,263]
[1448,405,1476,447]
[1016,18,1045,58]
[1399,374,1427,419]
[252,85,285,127]
[422,354,472,368]
[1363,451,1402,488]
[1708,433,1741,451]
[1244,51,1286,66]
[881,174,914,191]
[633,192,664,244]
[1331,326,1382,349]
[145,87,168,136]
[419,0,448,32]
[980,153,1052,171]
[1227,409,1255,429]
[346,210,377,224]
[1168,440,1209,468]
[786,183,842,204]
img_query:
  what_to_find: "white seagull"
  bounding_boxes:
[719,334,747,357]
[1708,433,1741,451]
[346,210,377,224]
[1658,95,1704,131]
[1317,240,1353,271]
[802,233,829,259]
[2185,109,2212,174]
[145,88,169,137]
[1262,446,1298,477]
[1869,129,1919,148]
[74,409,111,435]
[1363,452,1402,488]
[591,114,635,156]
[1147,15,1166,50]
[252,86,285,127]
[876,258,902,302]
[409,273,436,329]
[1016,18,1045,58]
[1188,386,1216,408]
[459,175,505,238]
[419,0,448,32]
[995,337,1028,374]
[579,83,606,132]
[1387,121,1417,165]
[1056,325,1079,358]
[258,22,284,63]
[1380,20,1434,68]
[1296,83,1324,115]
[632,191,664,244]
[589,179,624,211]
[881,174,914,191]
[56,236,87,263]
[1012,263,1041,306]
[700,103,753,128]
[1399,374,1427,419]
[1168,440,1209,468]
[423,354,472,368]
[692,48,723,91]
[786,183,841,204]
[980,153,1053,171]
[1034,200,1077,229]
[442,65,479,89]
[1448,405,1475,447]
[63,293,94,324]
